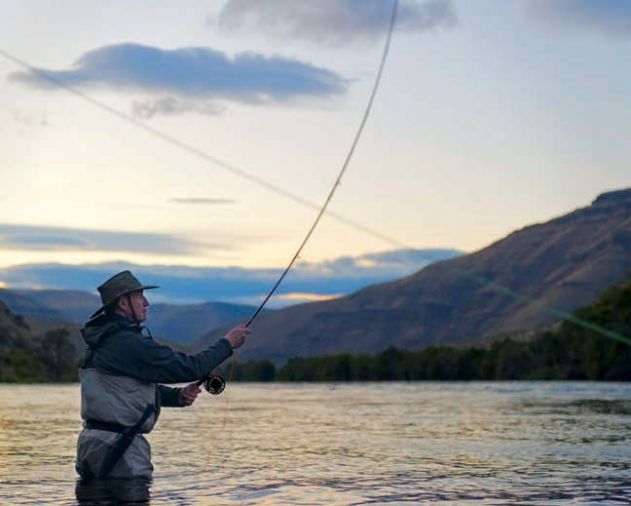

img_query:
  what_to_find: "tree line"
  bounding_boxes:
[224,276,631,382]
[0,328,78,382]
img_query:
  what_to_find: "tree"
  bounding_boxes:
[39,329,77,381]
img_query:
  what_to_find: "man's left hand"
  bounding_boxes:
[178,382,202,406]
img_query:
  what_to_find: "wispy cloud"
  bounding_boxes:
[12,109,49,127]
[0,248,462,306]
[0,224,224,255]
[275,292,342,303]
[215,0,456,44]
[132,97,225,119]
[529,0,631,36]
[296,248,462,279]
[172,198,235,205]
[9,43,347,114]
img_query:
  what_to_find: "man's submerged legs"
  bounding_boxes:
[75,476,152,505]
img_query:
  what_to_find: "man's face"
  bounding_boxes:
[123,290,150,322]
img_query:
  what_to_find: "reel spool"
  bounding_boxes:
[204,374,226,395]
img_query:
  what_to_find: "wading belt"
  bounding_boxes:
[85,403,155,478]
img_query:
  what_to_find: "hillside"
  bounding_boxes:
[0,299,31,347]
[0,300,78,382]
[0,289,70,322]
[198,188,631,364]
[0,288,257,344]
[272,275,631,382]
[148,301,257,343]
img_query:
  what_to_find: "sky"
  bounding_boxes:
[1,0,630,302]
[0,249,462,306]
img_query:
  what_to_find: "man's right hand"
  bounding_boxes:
[225,325,249,349]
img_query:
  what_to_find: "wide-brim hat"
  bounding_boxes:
[90,270,159,319]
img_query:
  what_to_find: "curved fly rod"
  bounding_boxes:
[198,0,400,395]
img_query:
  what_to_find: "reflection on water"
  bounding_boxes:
[519,398,631,416]
[0,382,630,504]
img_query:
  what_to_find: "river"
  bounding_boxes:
[0,382,630,505]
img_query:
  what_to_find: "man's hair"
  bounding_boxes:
[103,299,120,315]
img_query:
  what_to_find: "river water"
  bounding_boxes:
[0,382,630,505]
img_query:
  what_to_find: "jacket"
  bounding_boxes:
[76,313,233,478]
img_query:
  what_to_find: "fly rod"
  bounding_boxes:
[199,0,400,394]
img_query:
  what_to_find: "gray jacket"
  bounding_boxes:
[76,313,233,478]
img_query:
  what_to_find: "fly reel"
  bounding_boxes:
[203,374,226,395]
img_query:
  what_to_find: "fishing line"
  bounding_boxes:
[198,0,400,395]
[4,2,625,488]
[200,1,399,473]
[245,0,399,329]
[1,12,399,474]
[0,49,406,250]
[456,265,631,346]
[1,2,627,356]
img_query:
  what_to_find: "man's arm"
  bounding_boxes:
[97,335,232,383]
[158,384,202,407]
[158,384,183,407]
[94,326,248,384]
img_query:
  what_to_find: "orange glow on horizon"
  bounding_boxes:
[276,292,342,302]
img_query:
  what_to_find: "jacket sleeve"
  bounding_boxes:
[158,385,183,407]
[94,331,234,383]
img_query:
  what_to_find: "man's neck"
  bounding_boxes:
[112,310,137,324]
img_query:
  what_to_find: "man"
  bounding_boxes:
[75,270,248,479]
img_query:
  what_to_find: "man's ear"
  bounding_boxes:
[116,296,127,312]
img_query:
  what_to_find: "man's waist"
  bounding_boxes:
[84,419,132,433]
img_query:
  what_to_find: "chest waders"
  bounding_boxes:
[85,403,156,478]
[81,307,156,479]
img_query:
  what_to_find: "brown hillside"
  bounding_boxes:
[199,188,631,364]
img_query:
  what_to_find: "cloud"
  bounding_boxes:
[9,43,347,111]
[172,198,235,205]
[0,248,462,306]
[12,109,49,128]
[215,0,456,44]
[132,97,225,119]
[529,0,631,36]
[276,292,343,303]
[0,224,223,255]
[296,248,462,279]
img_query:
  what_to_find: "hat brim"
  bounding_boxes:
[89,285,159,319]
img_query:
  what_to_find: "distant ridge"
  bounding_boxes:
[198,188,631,364]
[0,289,98,323]
[0,288,257,344]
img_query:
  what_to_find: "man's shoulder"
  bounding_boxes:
[81,314,143,348]
[84,313,139,330]
[102,318,145,344]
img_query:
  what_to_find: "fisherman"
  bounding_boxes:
[75,270,248,479]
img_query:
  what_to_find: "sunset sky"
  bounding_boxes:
[1,0,630,300]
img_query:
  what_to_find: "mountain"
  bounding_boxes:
[197,188,631,364]
[147,301,257,343]
[272,274,631,382]
[0,288,257,344]
[14,289,101,322]
[0,299,31,347]
[0,289,68,322]
[0,299,83,382]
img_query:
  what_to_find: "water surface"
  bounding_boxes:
[1,382,630,504]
